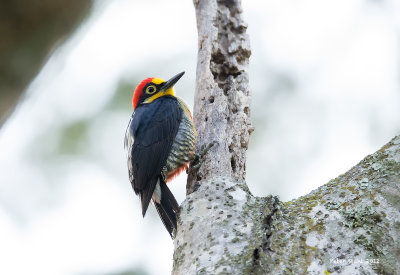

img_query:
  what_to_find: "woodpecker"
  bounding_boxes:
[124,71,196,238]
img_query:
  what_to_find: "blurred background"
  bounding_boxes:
[0,0,399,274]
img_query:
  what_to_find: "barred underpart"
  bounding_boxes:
[166,98,196,176]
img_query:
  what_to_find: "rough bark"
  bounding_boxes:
[172,0,400,274]
[267,136,400,275]
[186,0,252,194]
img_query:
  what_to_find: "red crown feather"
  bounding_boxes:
[132,77,154,110]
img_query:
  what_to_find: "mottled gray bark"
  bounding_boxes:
[186,0,252,194]
[267,136,400,275]
[173,0,400,274]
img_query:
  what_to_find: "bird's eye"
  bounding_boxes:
[146,85,157,94]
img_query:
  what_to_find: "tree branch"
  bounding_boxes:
[0,0,92,127]
[173,0,400,274]
[267,135,400,274]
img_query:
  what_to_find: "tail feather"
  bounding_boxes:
[154,178,180,239]
[140,182,155,217]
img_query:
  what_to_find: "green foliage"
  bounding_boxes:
[57,119,91,155]
[105,79,139,111]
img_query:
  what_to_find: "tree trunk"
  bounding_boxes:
[172,0,400,274]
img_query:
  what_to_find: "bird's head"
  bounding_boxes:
[132,71,185,110]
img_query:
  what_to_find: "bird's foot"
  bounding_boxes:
[188,141,217,173]
[161,166,168,182]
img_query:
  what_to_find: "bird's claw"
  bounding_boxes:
[188,141,217,173]
[161,166,168,182]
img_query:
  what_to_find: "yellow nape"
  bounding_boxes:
[151,78,165,85]
[144,88,175,104]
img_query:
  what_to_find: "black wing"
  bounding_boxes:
[125,96,182,216]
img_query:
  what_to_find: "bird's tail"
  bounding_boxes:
[153,177,180,239]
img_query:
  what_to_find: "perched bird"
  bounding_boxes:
[124,72,196,238]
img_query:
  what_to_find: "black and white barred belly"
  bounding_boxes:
[165,98,196,178]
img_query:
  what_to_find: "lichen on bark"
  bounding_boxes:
[266,135,400,274]
[173,0,400,274]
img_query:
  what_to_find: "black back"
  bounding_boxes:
[125,96,182,216]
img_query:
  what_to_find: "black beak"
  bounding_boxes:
[162,71,185,91]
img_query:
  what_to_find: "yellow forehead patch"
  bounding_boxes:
[152,78,165,85]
